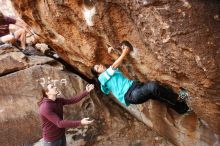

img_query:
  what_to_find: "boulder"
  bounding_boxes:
[8,0,220,145]
[0,45,172,146]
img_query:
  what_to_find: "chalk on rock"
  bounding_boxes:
[82,6,96,26]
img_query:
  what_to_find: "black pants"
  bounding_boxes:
[43,135,66,146]
[125,81,189,114]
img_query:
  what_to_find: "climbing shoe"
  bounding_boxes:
[178,87,189,101]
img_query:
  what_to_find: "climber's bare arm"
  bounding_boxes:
[111,47,130,69]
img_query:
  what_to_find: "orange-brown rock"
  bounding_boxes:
[0,45,172,146]
[7,0,220,145]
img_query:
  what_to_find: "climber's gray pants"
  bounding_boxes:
[125,81,189,114]
[43,135,66,146]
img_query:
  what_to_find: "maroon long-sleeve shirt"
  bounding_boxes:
[39,90,89,142]
[0,16,16,37]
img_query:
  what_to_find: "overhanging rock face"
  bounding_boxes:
[0,45,173,146]
[11,0,220,145]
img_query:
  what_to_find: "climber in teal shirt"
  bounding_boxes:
[98,66,133,106]
[91,40,190,114]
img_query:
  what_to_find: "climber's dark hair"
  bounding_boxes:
[37,87,48,106]
[91,65,103,94]
[120,40,133,51]
[91,65,99,78]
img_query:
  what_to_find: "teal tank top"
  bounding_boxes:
[98,67,133,106]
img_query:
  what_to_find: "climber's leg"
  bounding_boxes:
[125,81,157,104]
[152,83,178,106]
[125,81,190,114]
[152,83,190,114]
[171,100,190,114]
[13,28,26,49]
[0,34,15,43]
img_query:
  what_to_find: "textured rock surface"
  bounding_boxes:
[3,0,220,145]
[0,45,172,146]
[0,45,62,146]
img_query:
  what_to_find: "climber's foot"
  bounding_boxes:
[178,87,189,102]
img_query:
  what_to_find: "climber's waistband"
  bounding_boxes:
[125,81,142,99]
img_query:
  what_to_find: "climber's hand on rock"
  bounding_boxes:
[81,117,94,125]
[107,44,114,54]
[86,84,94,92]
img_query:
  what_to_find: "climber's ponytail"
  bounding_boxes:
[37,88,48,106]
[91,66,102,93]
